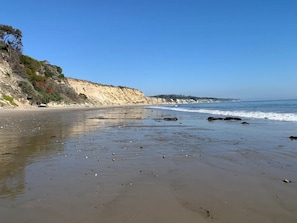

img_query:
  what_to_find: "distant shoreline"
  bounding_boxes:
[0,97,240,111]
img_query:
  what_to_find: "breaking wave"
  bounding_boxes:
[149,106,297,122]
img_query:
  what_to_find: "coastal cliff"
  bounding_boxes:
[0,56,162,108]
[63,78,162,106]
[0,51,234,108]
[0,24,234,108]
[0,46,168,108]
[0,23,163,109]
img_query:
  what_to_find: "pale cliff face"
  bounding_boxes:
[0,57,163,108]
[66,78,160,106]
[0,59,32,108]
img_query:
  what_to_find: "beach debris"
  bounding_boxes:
[112,158,115,162]
[120,182,134,187]
[38,103,48,108]
[162,155,166,159]
[283,179,291,183]
[289,136,297,140]
[163,117,178,121]
[94,116,107,119]
[200,207,213,219]
[85,156,88,159]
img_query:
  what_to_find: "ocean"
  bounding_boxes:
[149,99,297,122]
[148,99,297,177]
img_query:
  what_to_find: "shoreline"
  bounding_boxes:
[1,105,296,223]
[0,103,154,114]
[0,96,236,112]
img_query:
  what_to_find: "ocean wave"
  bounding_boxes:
[148,106,297,122]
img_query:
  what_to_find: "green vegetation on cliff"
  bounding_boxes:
[2,94,18,106]
[0,24,83,106]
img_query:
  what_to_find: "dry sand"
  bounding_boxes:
[0,106,296,223]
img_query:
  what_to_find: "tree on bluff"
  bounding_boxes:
[0,24,23,53]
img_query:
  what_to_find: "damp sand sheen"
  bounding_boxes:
[0,103,297,223]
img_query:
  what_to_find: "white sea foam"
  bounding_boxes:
[149,106,297,122]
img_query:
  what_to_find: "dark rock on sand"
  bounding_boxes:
[241,121,249,125]
[163,117,178,121]
[224,117,242,121]
[289,136,297,140]
[207,116,242,121]
[207,117,223,121]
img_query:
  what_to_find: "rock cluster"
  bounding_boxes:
[207,116,249,125]
[207,116,242,121]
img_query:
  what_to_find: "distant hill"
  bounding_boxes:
[152,94,239,103]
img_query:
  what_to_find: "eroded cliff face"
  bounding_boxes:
[66,78,161,106]
[1,52,195,108]
[0,57,163,108]
[0,59,32,108]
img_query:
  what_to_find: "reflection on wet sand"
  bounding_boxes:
[2,106,296,223]
[0,107,148,199]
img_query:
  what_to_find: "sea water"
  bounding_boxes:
[149,99,297,122]
[148,99,297,173]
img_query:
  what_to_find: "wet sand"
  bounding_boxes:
[0,106,296,223]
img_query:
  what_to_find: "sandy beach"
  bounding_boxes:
[0,106,296,223]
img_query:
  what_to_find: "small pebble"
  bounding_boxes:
[162,155,166,159]
[85,156,88,159]
[283,179,291,183]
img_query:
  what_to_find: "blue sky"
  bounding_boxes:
[1,0,296,100]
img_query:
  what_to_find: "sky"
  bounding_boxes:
[1,0,296,100]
